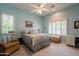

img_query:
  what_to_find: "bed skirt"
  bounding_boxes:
[23,37,51,52]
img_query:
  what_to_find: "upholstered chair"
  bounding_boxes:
[0,34,20,56]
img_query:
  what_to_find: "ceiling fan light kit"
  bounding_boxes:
[36,10,42,14]
[52,8,55,12]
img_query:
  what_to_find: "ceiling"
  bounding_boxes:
[7,3,77,16]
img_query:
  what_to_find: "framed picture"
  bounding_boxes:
[25,21,33,28]
[74,21,79,29]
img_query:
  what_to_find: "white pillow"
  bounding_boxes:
[24,28,30,34]
[30,29,39,34]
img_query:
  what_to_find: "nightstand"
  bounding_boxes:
[18,38,23,44]
[51,35,60,43]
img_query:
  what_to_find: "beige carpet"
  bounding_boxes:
[11,42,79,56]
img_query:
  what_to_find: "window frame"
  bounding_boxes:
[1,13,15,34]
[48,19,67,35]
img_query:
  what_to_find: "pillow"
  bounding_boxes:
[0,34,14,43]
[30,29,34,34]
[6,34,12,42]
[23,28,30,34]
[0,35,5,43]
[23,28,39,34]
[30,29,39,34]
[27,31,30,34]
[10,35,16,42]
[34,30,39,34]
[0,35,8,43]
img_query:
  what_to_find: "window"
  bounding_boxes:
[48,20,67,35]
[1,13,14,33]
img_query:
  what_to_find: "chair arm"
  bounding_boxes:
[0,44,5,53]
[0,44,9,56]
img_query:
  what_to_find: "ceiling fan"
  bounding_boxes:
[30,3,55,15]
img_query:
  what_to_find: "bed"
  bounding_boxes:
[21,28,51,52]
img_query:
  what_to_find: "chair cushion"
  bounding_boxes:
[2,41,20,49]
[6,45,20,55]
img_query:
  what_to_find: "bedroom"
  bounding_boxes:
[0,3,79,56]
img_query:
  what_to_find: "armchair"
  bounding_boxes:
[0,34,20,56]
[0,39,20,56]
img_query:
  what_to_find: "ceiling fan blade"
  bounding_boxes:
[32,9,38,12]
[42,8,49,11]
[40,3,46,8]
[30,4,39,8]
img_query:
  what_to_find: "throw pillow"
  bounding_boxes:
[0,35,8,43]
[10,35,16,42]
[6,34,12,42]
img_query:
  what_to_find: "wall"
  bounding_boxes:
[0,4,42,37]
[42,4,79,36]
[0,3,79,38]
